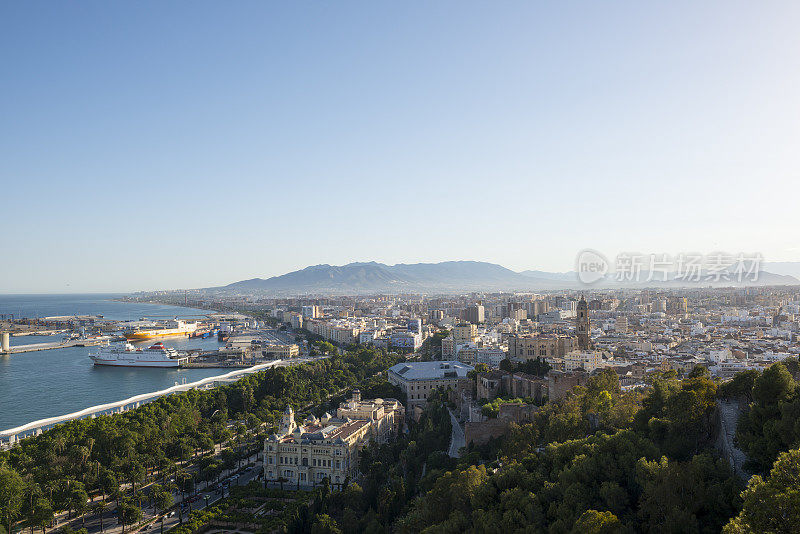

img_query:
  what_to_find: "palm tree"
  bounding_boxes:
[160,459,174,485]
[23,482,42,519]
[52,436,66,456]
[88,461,102,500]
[90,502,106,532]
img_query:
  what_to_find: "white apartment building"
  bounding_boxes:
[302,305,322,319]
[288,312,303,330]
[563,350,603,372]
[441,336,457,358]
[305,319,361,345]
[359,330,379,344]
[456,345,506,368]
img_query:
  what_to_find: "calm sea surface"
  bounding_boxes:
[0,294,229,430]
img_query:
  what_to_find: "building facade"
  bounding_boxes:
[507,334,576,361]
[453,323,478,343]
[390,330,423,350]
[260,343,300,359]
[387,360,474,407]
[563,350,603,372]
[264,394,403,489]
[466,305,485,324]
[577,296,590,350]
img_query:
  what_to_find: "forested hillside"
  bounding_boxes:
[384,363,800,534]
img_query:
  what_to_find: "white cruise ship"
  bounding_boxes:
[90,342,188,368]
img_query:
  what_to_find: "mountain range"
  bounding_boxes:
[211,261,800,295]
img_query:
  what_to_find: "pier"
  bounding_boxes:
[0,336,118,355]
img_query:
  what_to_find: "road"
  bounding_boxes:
[716,399,748,478]
[448,408,465,458]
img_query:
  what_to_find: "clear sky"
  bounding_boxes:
[2,1,800,293]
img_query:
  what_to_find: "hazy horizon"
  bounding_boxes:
[4,1,800,293]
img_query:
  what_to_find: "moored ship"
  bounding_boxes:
[123,319,198,341]
[90,342,188,368]
[190,327,219,339]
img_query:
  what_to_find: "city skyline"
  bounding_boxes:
[3,3,800,531]
[4,1,800,293]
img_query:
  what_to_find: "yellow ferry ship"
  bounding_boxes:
[123,319,198,341]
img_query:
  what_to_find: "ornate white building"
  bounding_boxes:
[263,391,403,488]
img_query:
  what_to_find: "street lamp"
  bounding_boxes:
[203,495,210,510]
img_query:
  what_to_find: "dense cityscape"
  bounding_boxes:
[3,284,798,532]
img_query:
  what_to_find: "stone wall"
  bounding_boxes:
[465,419,509,447]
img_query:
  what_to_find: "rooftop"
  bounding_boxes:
[388,360,473,380]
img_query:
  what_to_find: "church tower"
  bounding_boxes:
[577,295,590,350]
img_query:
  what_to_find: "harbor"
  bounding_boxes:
[0,294,306,432]
[0,355,325,447]
[2,329,300,369]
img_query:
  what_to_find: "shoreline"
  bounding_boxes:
[0,358,313,445]
[0,296,234,431]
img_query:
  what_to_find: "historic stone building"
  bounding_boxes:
[263,392,403,488]
[507,334,576,361]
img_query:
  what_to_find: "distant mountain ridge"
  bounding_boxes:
[221,261,562,293]
[212,260,800,295]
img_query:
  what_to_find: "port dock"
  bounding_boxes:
[1,336,119,355]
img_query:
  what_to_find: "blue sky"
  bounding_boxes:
[2,1,800,292]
